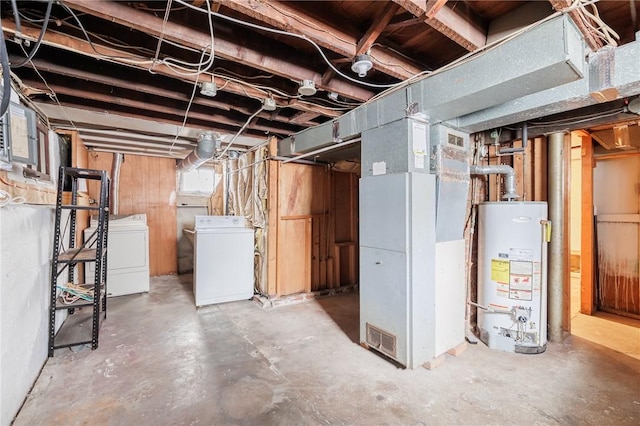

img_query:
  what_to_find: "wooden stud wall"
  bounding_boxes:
[266,160,359,297]
[484,137,547,202]
[88,151,177,276]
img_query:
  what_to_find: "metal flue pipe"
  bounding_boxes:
[470,164,519,200]
[110,152,124,215]
[547,132,565,342]
[178,132,219,171]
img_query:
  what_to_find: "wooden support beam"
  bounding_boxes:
[355,3,400,55]
[391,0,486,51]
[549,0,604,51]
[533,137,548,201]
[2,19,341,118]
[64,0,374,102]
[20,57,310,127]
[289,111,321,126]
[214,0,422,80]
[267,160,279,296]
[424,0,449,19]
[322,67,335,86]
[14,56,228,111]
[579,131,596,315]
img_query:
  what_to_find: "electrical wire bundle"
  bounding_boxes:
[56,282,99,305]
[571,0,620,47]
[0,188,26,207]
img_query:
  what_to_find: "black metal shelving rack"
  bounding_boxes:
[48,166,110,356]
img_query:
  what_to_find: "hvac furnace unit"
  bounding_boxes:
[359,119,469,368]
[477,202,550,354]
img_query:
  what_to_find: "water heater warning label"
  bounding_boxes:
[509,260,533,301]
[491,259,509,283]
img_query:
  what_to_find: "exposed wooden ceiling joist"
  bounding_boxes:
[63,0,374,102]
[213,0,423,80]
[391,0,487,50]
[2,19,341,119]
[424,0,449,19]
[20,78,295,136]
[289,111,322,126]
[15,57,323,129]
[355,3,401,55]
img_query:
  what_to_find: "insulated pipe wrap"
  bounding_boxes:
[469,164,519,200]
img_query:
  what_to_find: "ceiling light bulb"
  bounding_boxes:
[351,54,373,78]
[298,80,317,96]
[200,81,217,97]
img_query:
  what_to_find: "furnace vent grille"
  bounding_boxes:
[366,323,397,358]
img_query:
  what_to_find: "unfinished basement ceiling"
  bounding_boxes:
[2,1,639,158]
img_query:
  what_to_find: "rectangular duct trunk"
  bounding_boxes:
[279,15,584,156]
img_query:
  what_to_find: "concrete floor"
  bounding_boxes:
[570,273,640,360]
[15,275,640,425]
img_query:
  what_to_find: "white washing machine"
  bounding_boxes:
[85,214,150,297]
[193,215,254,306]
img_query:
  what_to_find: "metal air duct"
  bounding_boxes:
[110,152,124,215]
[178,132,219,171]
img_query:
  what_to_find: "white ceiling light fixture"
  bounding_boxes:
[628,97,640,114]
[298,79,317,96]
[200,81,218,97]
[351,54,373,78]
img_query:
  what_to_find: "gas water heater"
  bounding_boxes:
[477,202,550,354]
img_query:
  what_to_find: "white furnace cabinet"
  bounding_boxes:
[359,172,437,369]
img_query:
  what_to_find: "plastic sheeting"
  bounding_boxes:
[212,144,269,294]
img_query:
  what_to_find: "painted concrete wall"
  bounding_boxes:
[0,205,56,426]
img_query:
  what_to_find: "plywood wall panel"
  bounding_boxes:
[88,152,177,276]
[279,163,327,217]
[277,218,311,295]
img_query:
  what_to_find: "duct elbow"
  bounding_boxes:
[470,164,520,201]
[178,132,220,172]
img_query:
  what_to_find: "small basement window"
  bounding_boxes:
[178,166,217,195]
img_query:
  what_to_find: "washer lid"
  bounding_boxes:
[91,213,147,227]
[194,215,247,229]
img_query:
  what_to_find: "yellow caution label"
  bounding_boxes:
[491,259,510,284]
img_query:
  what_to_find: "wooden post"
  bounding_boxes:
[533,137,548,201]
[266,160,279,296]
[579,132,595,315]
